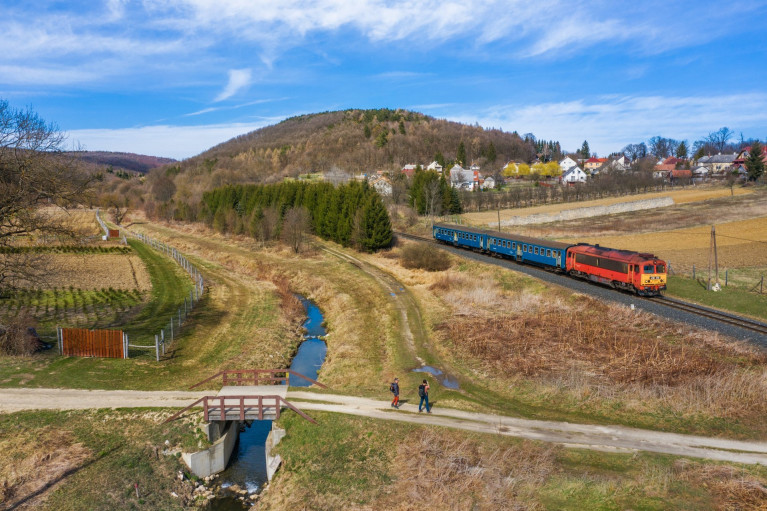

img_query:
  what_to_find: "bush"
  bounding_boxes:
[399,243,451,272]
[0,314,41,356]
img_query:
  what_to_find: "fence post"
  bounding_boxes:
[725,269,728,287]
[170,318,173,342]
[693,264,696,279]
[155,335,160,362]
[57,326,62,355]
[762,276,764,294]
[178,308,182,327]
[161,329,165,355]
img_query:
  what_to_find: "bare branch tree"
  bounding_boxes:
[0,100,93,291]
[281,206,311,253]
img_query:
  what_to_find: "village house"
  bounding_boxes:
[481,176,495,189]
[562,166,587,184]
[426,160,443,173]
[559,156,579,172]
[449,164,480,190]
[584,157,608,172]
[401,164,418,177]
[698,153,736,174]
[367,174,392,196]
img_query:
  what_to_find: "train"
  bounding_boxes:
[433,222,667,296]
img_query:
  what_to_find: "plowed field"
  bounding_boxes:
[560,216,767,272]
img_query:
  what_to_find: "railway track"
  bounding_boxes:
[647,296,767,336]
[395,230,767,337]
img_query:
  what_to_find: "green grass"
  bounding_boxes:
[0,288,144,331]
[666,274,767,321]
[0,239,200,390]
[266,412,767,510]
[0,409,202,510]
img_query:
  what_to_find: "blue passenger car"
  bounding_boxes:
[433,222,572,271]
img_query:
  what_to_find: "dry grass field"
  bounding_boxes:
[559,216,767,273]
[462,186,752,226]
[42,253,151,290]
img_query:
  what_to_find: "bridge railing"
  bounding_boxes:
[189,369,327,389]
[163,395,316,424]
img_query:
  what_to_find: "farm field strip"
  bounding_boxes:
[462,187,752,225]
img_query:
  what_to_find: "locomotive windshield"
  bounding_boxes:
[643,264,654,273]
[656,264,666,273]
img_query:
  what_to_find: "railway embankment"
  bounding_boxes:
[496,196,674,226]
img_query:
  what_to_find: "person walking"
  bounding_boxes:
[418,379,431,413]
[389,377,400,408]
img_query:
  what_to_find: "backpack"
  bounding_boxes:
[389,383,396,393]
[418,384,426,398]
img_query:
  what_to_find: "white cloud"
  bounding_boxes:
[214,69,252,102]
[67,121,277,160]
[449,93,767,155]
[0,65,102,86]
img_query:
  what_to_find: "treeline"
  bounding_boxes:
[456,172,671,213]
[200,181,392,251]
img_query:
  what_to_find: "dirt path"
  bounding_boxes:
[2,388,767,465]
[320,245,426,365]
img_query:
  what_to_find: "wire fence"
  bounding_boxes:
[94,209,206,360]
[95,208,128,245]
[125,231,205,360]
[668,263,765,294]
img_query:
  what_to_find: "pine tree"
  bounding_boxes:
[580,140,590,161]
[398,120,406,135]
[361,194,392,251]
[486,141,497,162]
[745,141,765,181]
[676,141,688,159]
[457,141,466,166]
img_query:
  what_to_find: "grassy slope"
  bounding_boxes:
[261,412,767,511]
[666,274,767,321]
[0,235,295,390]
[0,409,204,510]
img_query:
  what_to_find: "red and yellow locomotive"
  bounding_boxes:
[566,244,667,296]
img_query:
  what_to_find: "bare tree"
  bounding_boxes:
[0,100,93,291]
[106,194,130,225]
[281,206,311,253]
[707,127,734,153]
[258,206,280,243]
[423,178,442,226]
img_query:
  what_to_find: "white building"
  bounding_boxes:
[426,161,443,173]
[559,156,578,172]
[562,167,587,184]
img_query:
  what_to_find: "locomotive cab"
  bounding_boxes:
[636,260,667,295]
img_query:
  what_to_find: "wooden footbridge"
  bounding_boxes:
[164,369,326,424]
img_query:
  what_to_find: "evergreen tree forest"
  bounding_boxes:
[200,180,392,251]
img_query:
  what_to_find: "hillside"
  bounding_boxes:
[176,109,553,183]
[75,151,176,174]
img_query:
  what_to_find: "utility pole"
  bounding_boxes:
[707,225,718,290]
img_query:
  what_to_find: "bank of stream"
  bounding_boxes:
[208,295,327,509]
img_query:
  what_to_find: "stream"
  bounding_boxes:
[208,295,327,509]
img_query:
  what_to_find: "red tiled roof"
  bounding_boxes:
[654,164,675,171]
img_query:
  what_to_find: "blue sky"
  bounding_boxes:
[2,0,766,160]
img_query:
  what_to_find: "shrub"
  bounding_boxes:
[0,314,40,356]
[399,243,451,272]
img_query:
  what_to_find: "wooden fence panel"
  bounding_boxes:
[62,328,124,358]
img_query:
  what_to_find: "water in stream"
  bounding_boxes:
[288,295,327,386]
[209,295,327,509]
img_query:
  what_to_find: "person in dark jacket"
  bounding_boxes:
[390,377,400,408]
[418,379,431,413]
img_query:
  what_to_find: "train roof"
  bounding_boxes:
[568,243,662,262]
[434,222,572,250]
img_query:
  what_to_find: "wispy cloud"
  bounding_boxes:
[214,68,252,101]
[67,120,279,159]
[452,93,767,154]
[184,97,288,117]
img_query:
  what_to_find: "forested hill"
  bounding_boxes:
[176,109,557,182]
[75,151,176,173]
